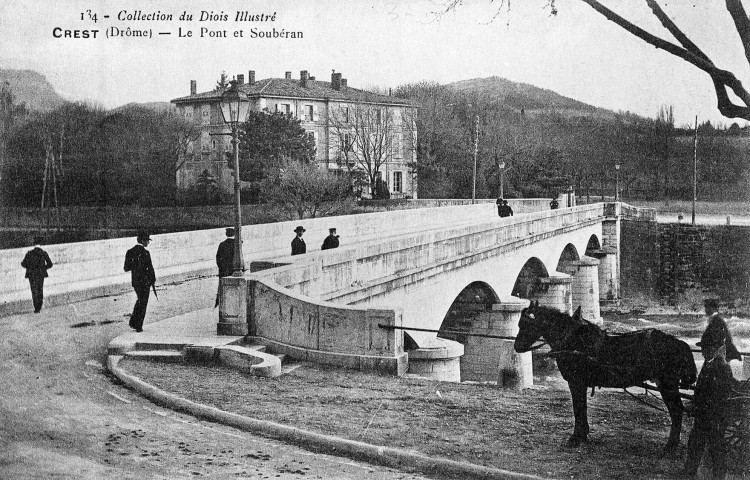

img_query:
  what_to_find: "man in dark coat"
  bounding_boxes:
[550,198,559,210]
[291,226,306,256]
[124,232,156,332]
[215,228,235,308]
[499,199,514,217]
[321,227,339,250]
[681,301,739,479]
[21,236,53,313]
[496,198,504,217]
[703,299,741,362]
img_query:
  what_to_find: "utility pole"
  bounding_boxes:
[692,115,697,226]
[472,114,478,204]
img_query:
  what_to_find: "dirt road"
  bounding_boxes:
[0,276,429,480]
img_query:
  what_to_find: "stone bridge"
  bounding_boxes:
[219,202,654,386]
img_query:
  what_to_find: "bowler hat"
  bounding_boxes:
[294,226,306,233]
[329,227,337,233]
[704,298,720,313]
[225,227,235,236]
[137,231,151,243]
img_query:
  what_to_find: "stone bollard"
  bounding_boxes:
[461,296,532,389]
[217,275,249,336]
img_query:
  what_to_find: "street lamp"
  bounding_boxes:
[219,80,250,275]
[472,114,479,204]
[614,161,620,202]
[498,161,506,199]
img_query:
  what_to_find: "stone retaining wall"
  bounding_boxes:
[621,222,750,305]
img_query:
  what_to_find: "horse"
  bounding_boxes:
[514,301,697,454]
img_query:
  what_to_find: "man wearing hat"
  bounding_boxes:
[215,228,235,308]
[702,299,741,362]
[20,235,53,313]
[291,226,306,256]
[124,232,156,332]
[681,299,739,479]
[321,227,340,250]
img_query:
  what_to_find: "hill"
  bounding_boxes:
[112,101,175,113]
[448,76,617,119]
[0,69,65,112]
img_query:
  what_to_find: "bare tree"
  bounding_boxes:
[0,82,27,190]
[259,160,354,219]
[328,97,403,198]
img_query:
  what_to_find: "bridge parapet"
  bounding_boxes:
[244,277,407,375]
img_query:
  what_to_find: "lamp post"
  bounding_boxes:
[498,161,505,199]
[614,161,620,202]
[218,80,250,275]
[472,114,479,204]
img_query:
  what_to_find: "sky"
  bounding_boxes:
[1,0,749,128]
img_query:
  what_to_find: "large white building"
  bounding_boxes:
[171,70,418,199]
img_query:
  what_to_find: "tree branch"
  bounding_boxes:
[580,0,750,119]
[726,0,750,66]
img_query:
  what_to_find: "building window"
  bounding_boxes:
[393,171,403,193]
[277,103,291,115]
[305,105,313,121]
[201,104,210,125]
[344,106,350,123]
[376,108,381,123]
[391,134,402,158]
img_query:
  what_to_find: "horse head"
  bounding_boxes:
[514,300,555,353]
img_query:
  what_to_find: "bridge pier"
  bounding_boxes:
[591,246,619,304]
[460,296,532,389]
[568,256,603,325]
[535,273,572,314]
[217,276,249,336]
[600,207,622,303]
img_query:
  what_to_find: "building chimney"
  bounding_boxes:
[190,80,197,95]
[248,70,255,85]
[341,78,348,88]
[331,72,342,91]
[237,74,245,85]
[285,71,292,80]
[300,70,308,88]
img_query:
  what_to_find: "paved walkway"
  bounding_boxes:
[105,305,546,480]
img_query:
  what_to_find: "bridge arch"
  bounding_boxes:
[511,257,548,300]
[436,281,499,345]
[585,234,602,255]
[556,243,580,271]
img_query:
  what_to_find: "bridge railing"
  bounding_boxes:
[251,203,607,304]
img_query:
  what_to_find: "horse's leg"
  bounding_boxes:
[658,383,684,456]
[567,381,589,447]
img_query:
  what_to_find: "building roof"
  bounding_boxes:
[171,78,414,106]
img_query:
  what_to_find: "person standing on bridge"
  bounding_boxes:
[291,226,306,256]
[321,227,339,250]
[550,198,559,210]
[124,232,156,333]
[215,227,235,308]
[21,235,53,313]
[498,199,513,217]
